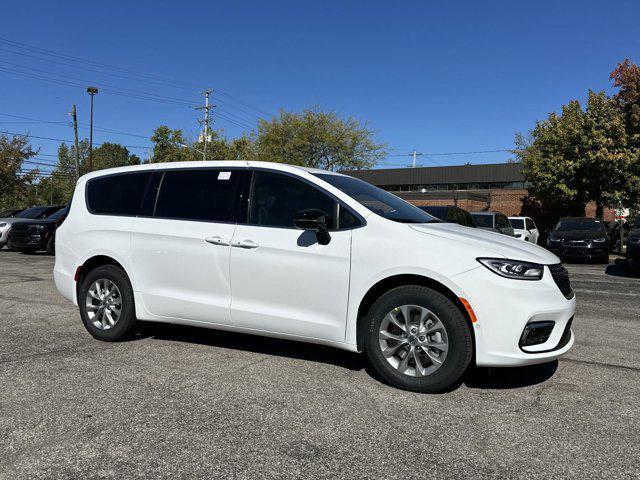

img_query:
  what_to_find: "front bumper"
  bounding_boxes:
[627,243,640,264]
[548,243,608,258]
[0,225,10,244]
[9,232,48,250]
[452,265,576,367]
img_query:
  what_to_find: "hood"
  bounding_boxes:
[410,223,560,264]
[11,218,56,229]
[0,217,43,227]
[550,230,607,240]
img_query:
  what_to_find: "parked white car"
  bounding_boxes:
[54,161,575,393]
[509,216,540,244]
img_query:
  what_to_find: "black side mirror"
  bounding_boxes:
[293,209,331,245]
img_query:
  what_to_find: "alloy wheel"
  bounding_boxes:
[85,279,122,330]
[378,305,449,377]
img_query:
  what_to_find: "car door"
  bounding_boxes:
[229,170,354,343]
[526,218,539,244]
[131,167,249,325]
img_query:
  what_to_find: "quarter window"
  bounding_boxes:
[154,169,246,222]
[87,172,151,216]
[250,171,337,229]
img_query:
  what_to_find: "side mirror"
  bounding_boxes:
[294,209,331,245]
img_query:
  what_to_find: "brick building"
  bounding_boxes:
[342,162,615,230]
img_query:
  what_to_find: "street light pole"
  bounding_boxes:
[86,87,99,172]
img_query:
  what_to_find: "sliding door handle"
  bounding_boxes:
[205,236,231,246]
[232,239,259,249]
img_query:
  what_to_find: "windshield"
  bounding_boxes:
[314,173,438,223]
[554,218,605,233]
[509,218,525,230]
[470,214,493,228]
[15,206,46,219]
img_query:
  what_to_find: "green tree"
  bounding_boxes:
[92,142,141,170]
[150,126,195,163]
[0,134,39,209]
[610,59,640,142]
[253,107,386,170]
[517,66,640,216]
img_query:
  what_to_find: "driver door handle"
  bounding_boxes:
[205,236,231,246]
[232,239,259,249]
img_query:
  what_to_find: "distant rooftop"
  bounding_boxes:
[341,162,524,187]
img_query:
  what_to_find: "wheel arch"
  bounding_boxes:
[355,274,476,352]
[75,255,131,300]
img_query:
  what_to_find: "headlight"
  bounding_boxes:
[0,222,6,227]
[548,236,560,243]
[32,224,46,230]
[629,237,640,244]
[477,258,544,280]
[593,237,606,243]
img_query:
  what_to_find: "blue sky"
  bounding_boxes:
[1,0,639,174]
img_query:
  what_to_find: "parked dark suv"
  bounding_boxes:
[626,216,640,272]
[469,211,514,236]
[417,205,476,227]
[9,206,68,254]
[547,217,610,263]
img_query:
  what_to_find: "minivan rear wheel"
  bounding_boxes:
[79,265,136,341]
[364,285,473,393]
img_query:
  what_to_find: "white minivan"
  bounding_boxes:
[54,161,575,392]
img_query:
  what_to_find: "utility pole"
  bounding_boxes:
[412,150,418,168]
[195,89,214,161]
[87,87,99,171]
[69,105,80,180]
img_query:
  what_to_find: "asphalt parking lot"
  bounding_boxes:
[1,251,638,479]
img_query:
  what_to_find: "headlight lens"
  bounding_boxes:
[593,237,606,243]
[477,258,544,280]
[548,236,560,243]
[32,224,45,230]
[629,237,640,244]
[0,222,6,227]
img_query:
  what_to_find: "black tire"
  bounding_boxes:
[363,285,473,393]
[45,235,55,255]
[78,265,136,341]
[18,248,36,254]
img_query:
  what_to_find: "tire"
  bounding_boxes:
[18,248,36,254]
[78,265,136,341]
[45,235,55,255]
[363,285,473,393]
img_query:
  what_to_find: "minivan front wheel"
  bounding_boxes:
[79,265,136,341]
[364,285,473,393]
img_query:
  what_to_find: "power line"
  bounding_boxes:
[0,36,274,119]
[388,149,512,157]
[0,63,258,130]
[0,130,148,149]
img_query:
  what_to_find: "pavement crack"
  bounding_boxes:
[562,357,640,373]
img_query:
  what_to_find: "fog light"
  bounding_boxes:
[519,321,555,347]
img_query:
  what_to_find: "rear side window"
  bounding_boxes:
[154,169,246,223]
[87,172,151,216]
[250,171,337,229]
[526,218,536,230]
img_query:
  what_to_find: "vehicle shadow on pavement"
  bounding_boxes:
[463,361,558,390]
[605,258,635,278]
[135,322,366,372]
[134,322,560,391]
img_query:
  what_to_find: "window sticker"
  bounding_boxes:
[218,171,231,180]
